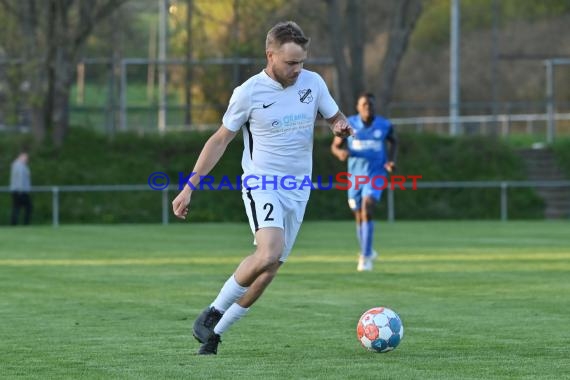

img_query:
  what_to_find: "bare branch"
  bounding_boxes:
[0,0,20,16]
[324,0,353,112]
[378,0,423,112]
[72,0,129,51]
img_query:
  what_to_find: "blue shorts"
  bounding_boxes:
[347,171,388,211]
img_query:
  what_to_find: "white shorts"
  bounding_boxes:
[242,189,307,262]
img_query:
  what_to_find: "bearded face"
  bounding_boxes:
[266,42,307,88]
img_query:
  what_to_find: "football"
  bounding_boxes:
[357,307,404,353]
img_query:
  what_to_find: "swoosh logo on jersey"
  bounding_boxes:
[263,102,276,108]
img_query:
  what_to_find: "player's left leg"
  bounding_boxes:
[362,179,383,257]
[360,195,377,258]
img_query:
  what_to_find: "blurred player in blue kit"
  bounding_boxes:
[331,92,398,271]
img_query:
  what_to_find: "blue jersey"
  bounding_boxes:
[346,115,393,177]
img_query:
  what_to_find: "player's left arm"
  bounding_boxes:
[384,127,398,173]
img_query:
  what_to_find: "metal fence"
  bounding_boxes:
[2,180,569,226]
[390,112,570,143]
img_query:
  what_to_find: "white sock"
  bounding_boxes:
[210,275,248,313]
[214,303,249,335]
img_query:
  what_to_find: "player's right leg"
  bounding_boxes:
[348,187,362,248]
[194,190,285,354]
[233,227,284,286]
[195,228,284,354]
[357,198,377,271]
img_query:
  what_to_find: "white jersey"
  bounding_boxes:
[222,69,339,201]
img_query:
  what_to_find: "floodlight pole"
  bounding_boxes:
[450,0,461,136]
[158,0,168,133]
[120,61,127,131]
[491,0,500,131]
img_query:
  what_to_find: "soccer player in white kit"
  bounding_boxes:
[172,21,353,355]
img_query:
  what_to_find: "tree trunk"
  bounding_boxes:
[1,0,128,146]
[346,0,364,102]
[52,85,71,147]
[184,0,194,126]
[43,0,57,140]
[30,101,46,144]
[18,0,46,144]
[377,0,423,115]
[105,11,122,138]
[52,51,73,148]
[325,0,353,114]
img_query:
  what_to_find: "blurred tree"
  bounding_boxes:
[321,0,422,113]
[94,0,419,126]
[168,0,285,124]
[0,0,128,147]
[184,0,193,125]
[324,0,352,113]
[377,0,423,112]
[413,0,570,51]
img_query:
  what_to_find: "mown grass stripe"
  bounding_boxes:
[1,252,569,266]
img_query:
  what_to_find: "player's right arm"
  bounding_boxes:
[331,135,349,162]
[172,126,237,219]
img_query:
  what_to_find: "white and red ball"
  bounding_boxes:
[357,307,404,353]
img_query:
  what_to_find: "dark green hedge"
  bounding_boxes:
[553,139,570,178]
[0,128,547,224]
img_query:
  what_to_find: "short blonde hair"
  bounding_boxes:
[265,21,310,51]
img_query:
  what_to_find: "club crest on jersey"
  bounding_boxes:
[298,89,313,104]
[373,130,382,138]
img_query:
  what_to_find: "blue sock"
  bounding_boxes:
[361,221,374,258]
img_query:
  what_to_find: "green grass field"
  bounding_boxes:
[1,221,569,379]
